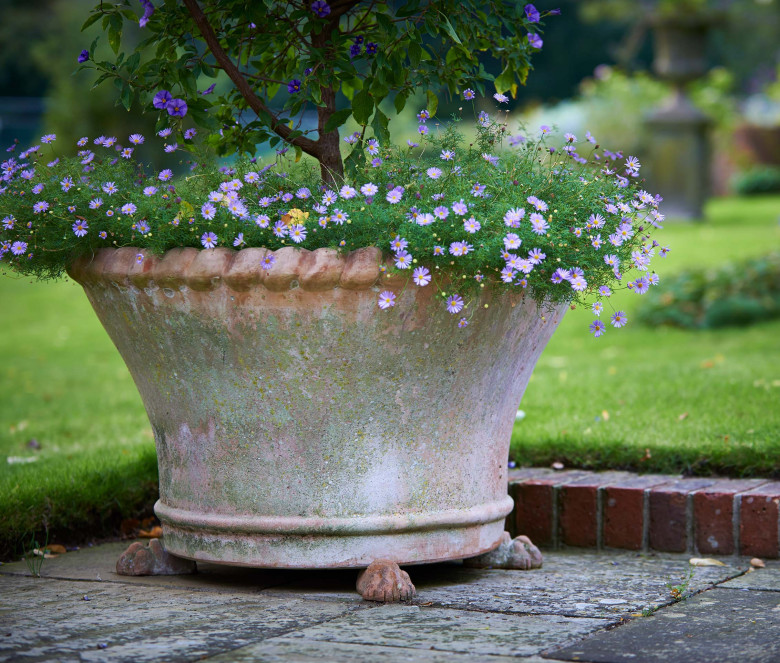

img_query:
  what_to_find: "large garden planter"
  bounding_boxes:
[68,245,566,569]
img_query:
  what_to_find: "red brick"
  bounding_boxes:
[693,479,770,555]
[558,472,633,548]
[649,478,716,552]
[513,471,589,547]
[603,475,674,550]
[740,482,780,558]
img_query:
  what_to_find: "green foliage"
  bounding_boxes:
[77,0,554,174]
[733,166,780,196]
[636,252,780,329]
[1,116,662,316]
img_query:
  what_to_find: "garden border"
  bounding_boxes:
[506,468,780,558]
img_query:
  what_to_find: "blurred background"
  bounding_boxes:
[2,0,779,215]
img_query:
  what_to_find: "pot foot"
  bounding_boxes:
[356,559,416,602]
[463,532,543,570]
[116,538,197,576]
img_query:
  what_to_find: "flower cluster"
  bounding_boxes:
[0,99,667,337]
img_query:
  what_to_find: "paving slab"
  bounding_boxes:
[720,560,780,591]
[0,540,295,593]
[267,551,746,618]
[210,636,551,662]
[545,587,780,663]
[0,574,360,662]
[242,603,610,658]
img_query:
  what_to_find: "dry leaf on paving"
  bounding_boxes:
[46,544,67,554]
[750,558,766,568]
[138,526,163,538]
[678,412,689,421]
[689,557,726,567]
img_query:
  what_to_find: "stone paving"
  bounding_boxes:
[0,540,778,662]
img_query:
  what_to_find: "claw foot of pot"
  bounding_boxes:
[116,538,197,576]
[463,532,543,570]
[356,559,416,602]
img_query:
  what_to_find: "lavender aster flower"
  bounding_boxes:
[11,241,27,256]
[201,231,218,249]
[158,169,173,181]
[589,320,606,337]
[413,266,431,286]
[378,291,396,309]
[463,89,475,100]
[446,294,464,314]
[121,203,137,215]
[611,311,627,328]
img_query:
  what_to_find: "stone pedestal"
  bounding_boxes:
[645,90,711,220]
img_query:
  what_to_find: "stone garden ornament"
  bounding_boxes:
[0,1,668,601]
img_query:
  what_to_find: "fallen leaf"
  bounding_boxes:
[601,410,610,421]
[46,544,67,555]
[689,557,725,567]
[750,558,766,568]
[33,548,58,559]
[700,360,714,369]
[140,516,157,530]
[120,518,140,537]
[678,412,689,421]
[138,526,163,538]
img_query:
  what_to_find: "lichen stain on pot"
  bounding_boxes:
[69,247,566,568]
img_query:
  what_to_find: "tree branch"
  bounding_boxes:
[181,0,319,156]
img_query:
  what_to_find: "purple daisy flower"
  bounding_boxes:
[446,294,464,314]
[72,220,88,237]
[589,320,606,337]
[158,169,173,181]
[611,311,627,328]
[201,231,218,249]
[463,88,475,100]
[378,291,396,310]
[121,203,137,215]
[11,241,28,255]
[412,266,431,286]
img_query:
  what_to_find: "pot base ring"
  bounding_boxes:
[155,497,513,568]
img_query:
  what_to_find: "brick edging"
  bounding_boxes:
[506,469,780,558]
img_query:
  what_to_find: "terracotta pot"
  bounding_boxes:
[68,246,565,568]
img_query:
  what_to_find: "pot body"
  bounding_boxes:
[69,246,565,568]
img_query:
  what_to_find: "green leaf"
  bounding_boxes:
[371,108,390,144]
[494,63,514,95]
[408,41,422,68]
[81,12,102,31]
[394,91,408,114]
[426,90,438,117]
[439,13,462,44]
[108,27,122,54]
[352,88,373,125]
[120,84,133,111]
[323,108,353,133]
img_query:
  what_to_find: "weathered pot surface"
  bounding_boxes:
[68,246,566,568]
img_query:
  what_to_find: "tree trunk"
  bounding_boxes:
[316,87,344,186]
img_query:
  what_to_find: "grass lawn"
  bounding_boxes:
[1,194,778,559]
[511,195,780,476]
